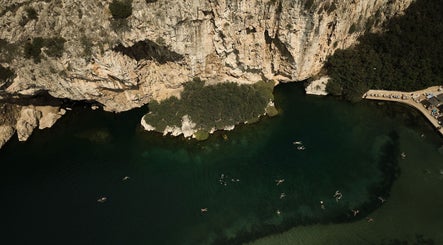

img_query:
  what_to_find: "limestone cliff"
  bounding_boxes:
[0,0,413,146]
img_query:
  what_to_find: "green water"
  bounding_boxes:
[1,84,442,245]
[250,109,443,245]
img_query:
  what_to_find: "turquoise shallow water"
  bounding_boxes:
[1,84,441,244]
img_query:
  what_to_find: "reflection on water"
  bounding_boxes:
[1,84,439,245]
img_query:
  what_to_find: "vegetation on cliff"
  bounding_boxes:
[109,0,133,19]
[0,64,13,85]
[19,7,38,26]
[24,37,66,63]
[326,0,443,102]
[143,78,275,134]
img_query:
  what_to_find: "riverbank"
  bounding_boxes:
[363,86,443,137]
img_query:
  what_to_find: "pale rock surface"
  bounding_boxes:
[0,0,414,147]
[5,105,65,142]
[0,125,15,149]
[223,125,235,131]
[141,115,156,131]
[0,0,413,112]
[37,106,66,129]
[16,107,42,141]
[306,76,330,96]
[162,115,197,138]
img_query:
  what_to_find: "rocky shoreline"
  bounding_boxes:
[0,0,413,149]
[0,104,65,148]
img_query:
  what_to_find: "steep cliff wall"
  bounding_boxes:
[0,0,413,145]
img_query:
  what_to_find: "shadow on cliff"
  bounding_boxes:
[113,39,184,64]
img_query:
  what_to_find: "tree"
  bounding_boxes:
[109,0,133,19]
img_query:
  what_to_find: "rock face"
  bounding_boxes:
[0,104,65,146]
[0,103,20,148]
[306,76,329,96]
[0,125,15,148]
[0,0,413,147]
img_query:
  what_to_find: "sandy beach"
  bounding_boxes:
[363,86,443,137]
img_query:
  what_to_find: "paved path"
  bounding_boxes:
[363,86,443,137]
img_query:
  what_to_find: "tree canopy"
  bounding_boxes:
[143,79,275,133]
[326,0,443,101]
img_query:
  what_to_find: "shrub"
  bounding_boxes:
[304,0,315,11]
[24,37,66,63]
[25,7,38,20]
[327,2,337,14]
[0,64,14,83]
[109,0,132,19]
[348,23,357,34]
[24,37,44,63]
[44,37,66,58]
[81,36,93,58]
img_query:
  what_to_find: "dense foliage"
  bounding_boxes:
[109,0,132,19]
[144,79,274,132]
[326,0,443,102]
[0,64,13,84]
[24,38,44,63]
[24,37,66,63]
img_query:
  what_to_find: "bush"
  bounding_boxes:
[109,0,132,19]
[327,2,337,14]
[0,64,14,83]
[25,7,38,20]
[81,36,93,58]
[0,39,20,63]
[24,37,44,63]
[304,0,315,11]
[348,23,357,34]
[44,37,66,58]
[24,37,65,63]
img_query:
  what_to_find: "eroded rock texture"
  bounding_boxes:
[0,0,413,146]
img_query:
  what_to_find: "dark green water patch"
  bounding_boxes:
[0,84,410,245]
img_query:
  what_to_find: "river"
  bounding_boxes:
[1,83,442,244]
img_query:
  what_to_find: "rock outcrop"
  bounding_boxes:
[0,0,414,147]
[0,104,65,146]
[0,125,15,148]
[306,76,329,96]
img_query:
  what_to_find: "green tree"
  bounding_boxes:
[109,0,133,19]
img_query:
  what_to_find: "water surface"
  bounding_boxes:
[1,84,440,244]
